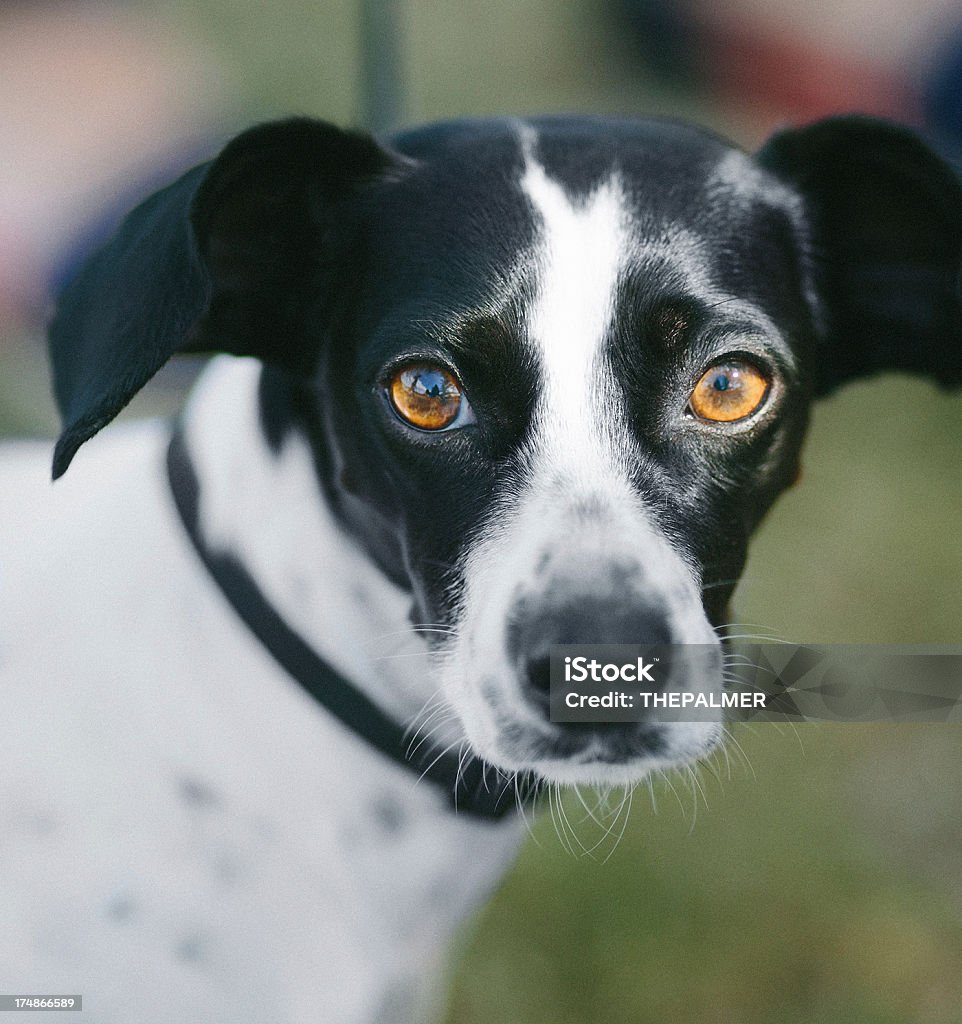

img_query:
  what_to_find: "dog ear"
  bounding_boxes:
[49,118,398,478]
[756,115,962,396]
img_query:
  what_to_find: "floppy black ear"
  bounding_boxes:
[756,115,962,396]
[49,118,398,478]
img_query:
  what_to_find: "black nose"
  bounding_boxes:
[511,599,674,709]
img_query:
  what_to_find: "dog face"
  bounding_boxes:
[49,115,962,786]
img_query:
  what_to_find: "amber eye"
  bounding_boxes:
[388,364,465,431]
[690,359,770,423]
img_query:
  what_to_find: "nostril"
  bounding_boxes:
[525,654,553,700]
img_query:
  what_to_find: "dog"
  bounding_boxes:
[1,112,960,1023]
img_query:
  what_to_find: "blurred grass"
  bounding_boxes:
[742,377,962,644]
[2,2,961,1022]
[450,726,962,1024]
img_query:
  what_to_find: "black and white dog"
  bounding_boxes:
[1,113,960,1022]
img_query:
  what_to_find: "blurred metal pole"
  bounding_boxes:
[359,0,405,134]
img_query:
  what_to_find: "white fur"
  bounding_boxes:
[0,361,523,1024]
[517,125,633,476]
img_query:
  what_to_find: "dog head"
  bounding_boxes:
[50,115,962,786]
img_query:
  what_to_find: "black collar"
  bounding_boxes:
[166,427,530,820]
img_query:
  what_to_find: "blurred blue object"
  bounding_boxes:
[924,26,962,150]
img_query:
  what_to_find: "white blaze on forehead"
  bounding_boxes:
[518,126,630,474]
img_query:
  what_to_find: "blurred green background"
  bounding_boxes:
[2,2,961,1021]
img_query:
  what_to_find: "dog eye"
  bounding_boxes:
[388,364,472,431]
[690,359,769,422]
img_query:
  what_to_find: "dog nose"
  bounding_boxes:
[512,599,674,706]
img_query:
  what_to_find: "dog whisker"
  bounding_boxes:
[599,784,635,864]
[372,650,439,663]
[725,730,757,781]
[572,783,609,829]
[405,710,457,761]
[514,776,543,847]
[646,774,659,816]
[415,738,463,789]
[659,768,691,826]
[402,688,448,744]
[556,788,588,857]
[701,578,741,592]
[578,784,625,860]
[683,768,699,836]
[370,624,459,641]
[713,620,782,633]
[701,752,725,794]
[453,743,474,796]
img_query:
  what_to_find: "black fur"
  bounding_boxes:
[757,116,962,393]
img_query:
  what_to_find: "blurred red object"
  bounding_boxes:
[706,15,922,130]
[617,0,961,145]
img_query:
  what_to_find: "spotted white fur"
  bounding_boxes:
[0,362,522,1023]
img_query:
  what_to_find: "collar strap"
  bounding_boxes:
[166,428,529,820]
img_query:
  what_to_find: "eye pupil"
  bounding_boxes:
[713,374,731,392]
